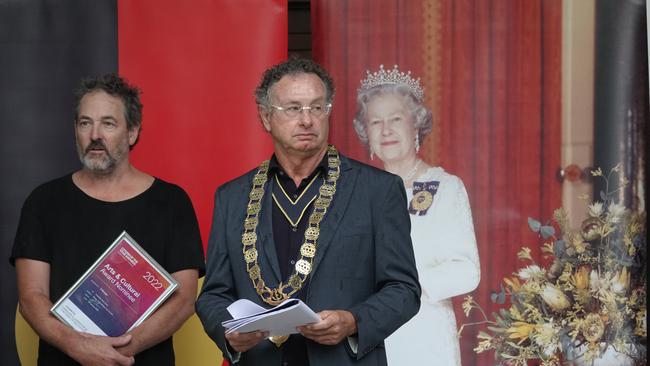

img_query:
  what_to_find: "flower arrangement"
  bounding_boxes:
[460,165,646,366]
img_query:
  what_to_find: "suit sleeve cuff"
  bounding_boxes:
[347,335,359,354]
[225,341,241,363]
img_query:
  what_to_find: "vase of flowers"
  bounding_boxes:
[460,166,646,366]
[564,342,635,366]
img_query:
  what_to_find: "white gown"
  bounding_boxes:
[385,167,481,365]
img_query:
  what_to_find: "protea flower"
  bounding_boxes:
[540,284,570,311]
[587,201,604,217]
[518,265,546,282]
[506,321,535,343]
[581,217,601,241]
[607,202,627,224]
[582,313,605,342]
[573,266,590,290]
[610,267,630,295]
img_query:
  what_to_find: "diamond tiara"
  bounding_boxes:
[359,64,424,102]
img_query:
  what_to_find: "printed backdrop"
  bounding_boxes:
[312,0,646,365]
[2,1,647,365]
[1,1,284,365]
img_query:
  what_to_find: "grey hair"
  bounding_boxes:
[254,55,335,107]
[352,84,432,145]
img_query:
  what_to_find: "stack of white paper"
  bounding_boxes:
[222,298,320,337]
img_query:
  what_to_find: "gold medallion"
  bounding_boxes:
[247,202,261,215]
[288,274,302,288]
[304,227,319,240]
[314,197,331,209]
[253,175,266,185]
[243,249,258,263]
[309,212,324,224]
[300,243,316,258]
[248,264,261,280]
[269,335,289,347]
[319,184,336,197]
[411,190,434,212]
[295,259,311,275]
[244,217,258,230]
[249,188,264,200]
[242,232,257,245]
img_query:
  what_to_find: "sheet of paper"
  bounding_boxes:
[222,298,320,336]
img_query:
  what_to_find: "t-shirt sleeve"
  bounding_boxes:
[10,187,51,266]
[164,185,205,277]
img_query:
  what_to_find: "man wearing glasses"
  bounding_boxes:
[196,56,420,366]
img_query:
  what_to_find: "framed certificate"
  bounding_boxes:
[51,231,178,336]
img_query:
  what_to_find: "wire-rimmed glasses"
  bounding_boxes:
[269,103,332,118]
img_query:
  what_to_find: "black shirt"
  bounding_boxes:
[268,154,328,281]
[11,174,205,366]
[267,154,328,366]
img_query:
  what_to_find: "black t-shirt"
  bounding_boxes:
[11,174,205,366]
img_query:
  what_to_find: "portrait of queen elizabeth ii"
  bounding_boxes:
[353,65,482,365]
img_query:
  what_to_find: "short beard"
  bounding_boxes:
[80,152,116,173]
[76,140,124,174]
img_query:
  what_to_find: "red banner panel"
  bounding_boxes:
[118,0,287,248]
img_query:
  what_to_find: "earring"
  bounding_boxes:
[415,133,420,153]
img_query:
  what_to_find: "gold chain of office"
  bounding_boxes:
[242,145,341,306]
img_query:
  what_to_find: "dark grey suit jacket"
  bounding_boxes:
[196,154,421,366]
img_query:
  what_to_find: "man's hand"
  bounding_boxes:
[68,333,135,366]
[16,259,134,365]
[298,310,357,345]
[225,330,269,353]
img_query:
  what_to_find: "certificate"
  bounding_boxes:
[50,231,178,336]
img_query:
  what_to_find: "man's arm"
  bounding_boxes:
[314,175,420,358]
[352,175,421,357]
[196,185,267,363]
[349,175,421,357]
[16,258,135,366]
[302,173,420,356]
[117,268,199,357]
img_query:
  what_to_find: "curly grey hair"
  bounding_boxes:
[352,83,432,145]
[255,55,335,107]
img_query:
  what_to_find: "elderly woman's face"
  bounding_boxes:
[366,93,417,164]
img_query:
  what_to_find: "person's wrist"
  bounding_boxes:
[342,310,357,336]
[62,331,84,356]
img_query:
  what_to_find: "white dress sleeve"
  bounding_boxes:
[413,174,480,303]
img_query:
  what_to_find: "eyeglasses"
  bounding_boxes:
[269,103,332,118]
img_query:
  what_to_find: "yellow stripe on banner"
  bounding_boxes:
[15,305,37,366]
[15,278,222,366]
[174,277,223,365]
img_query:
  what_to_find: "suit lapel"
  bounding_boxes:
[310,156,357,276]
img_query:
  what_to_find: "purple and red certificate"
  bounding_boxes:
[51,231,178,336]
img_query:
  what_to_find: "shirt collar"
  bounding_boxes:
[268,152,329,179]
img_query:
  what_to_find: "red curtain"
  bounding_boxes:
[311,0,424,167]
[312,1,562,364]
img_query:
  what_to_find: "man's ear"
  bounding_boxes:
[128,127,140,146]
[258,105,272,132]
